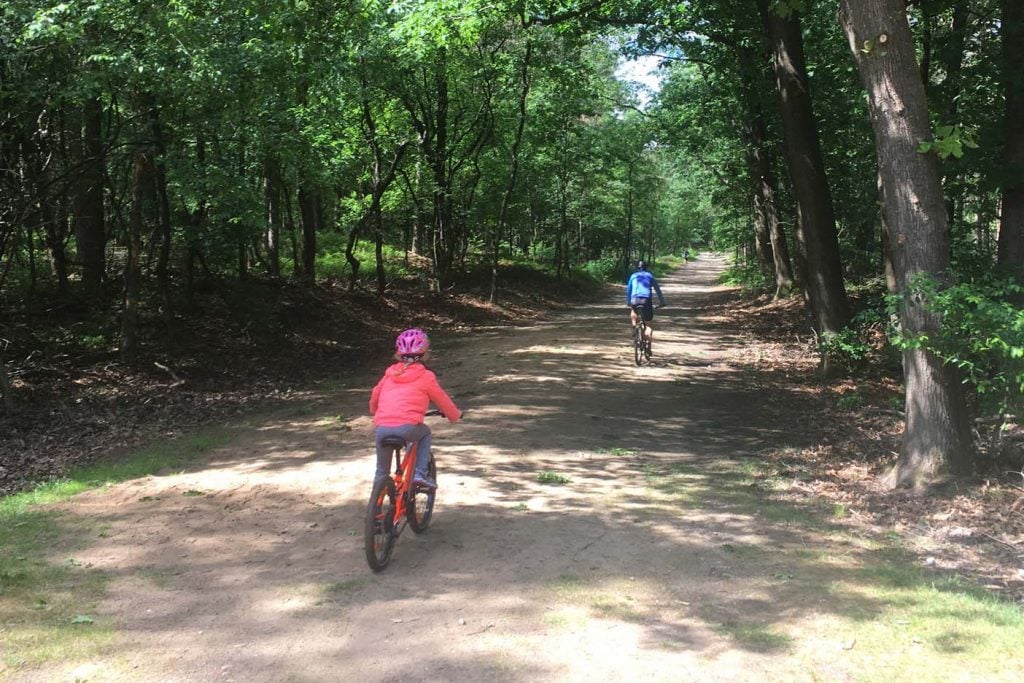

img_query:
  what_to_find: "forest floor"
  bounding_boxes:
[2,254,1023,681]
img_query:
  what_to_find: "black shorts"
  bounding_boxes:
[630,297,654,322]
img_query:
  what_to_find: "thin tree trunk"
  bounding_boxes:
[346,217,361,292]
[73,96,106,293]
[146,97,173,324]
[746,102,794,298]
[839,0,976,486]
[298,186,319,287]
[757,0,850,333]
[122,149,150,364]
[490,39,532,304]
[263,156,282,278]
[186,136,208,309]
[998,0,1024,282]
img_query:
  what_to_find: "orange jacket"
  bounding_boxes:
[369,361,461,427]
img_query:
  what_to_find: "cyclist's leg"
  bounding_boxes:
[408,425,433,480]
[641,300,654,340]
[375,424,428,477]
[376,423,433,483]
[373,427,398,479]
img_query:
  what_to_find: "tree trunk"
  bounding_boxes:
[839,0,976,486]
[146,98,174,324]
[263,156,282,278]
[998,0,1024,282]
[298,186,319,288]
[345,220,361,292]
[490,39,532,304]
[73,96,106,293]
[757,0,850,333]
[186,136,208,308]
[746,104,794,298]
[122,149,150,364]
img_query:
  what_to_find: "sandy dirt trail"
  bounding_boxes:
[31,255,834,682]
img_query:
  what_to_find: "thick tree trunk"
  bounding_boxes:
[73,96,106,293]
[997,0,1024,281]
[840,0,976,486]
[757,0,850,333]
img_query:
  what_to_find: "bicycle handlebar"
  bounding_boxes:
[426,408,466,417]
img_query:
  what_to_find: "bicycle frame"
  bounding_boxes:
[389,440,418,524]
[631,305,651,366]
[365,411,444,571]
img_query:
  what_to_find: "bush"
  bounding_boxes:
[895,274,1024,417]
[581,255,622,282]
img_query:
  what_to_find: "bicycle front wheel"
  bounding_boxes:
[364,476,398,572]
[407,453,436,534]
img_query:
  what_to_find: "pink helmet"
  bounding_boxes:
[395,328,430,356]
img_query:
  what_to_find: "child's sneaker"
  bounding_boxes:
[413,476,437,490]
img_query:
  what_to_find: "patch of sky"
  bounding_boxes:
[615,54,664,109]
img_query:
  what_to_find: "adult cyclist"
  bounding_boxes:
[626,260,665,348]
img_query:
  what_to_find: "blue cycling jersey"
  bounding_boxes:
[626,270,665,306]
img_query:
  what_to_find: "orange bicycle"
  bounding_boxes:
[364,410,442,572]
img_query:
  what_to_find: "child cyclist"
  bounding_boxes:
[369,328,462,489]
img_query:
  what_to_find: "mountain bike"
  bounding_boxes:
[631,305,652,366]
[364,410,442,572]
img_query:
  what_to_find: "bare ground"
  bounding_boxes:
[8,255,1024,682]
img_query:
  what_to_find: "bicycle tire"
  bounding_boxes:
[364,476,398,572]
[633,324,644,366]
[407,453,436,534]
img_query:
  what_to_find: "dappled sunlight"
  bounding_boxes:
[482,373,567,384]
[28,256,1021,681]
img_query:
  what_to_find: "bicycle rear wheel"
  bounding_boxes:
[633,325,645,366]
[364,476,398,572]
[407,453,436,534]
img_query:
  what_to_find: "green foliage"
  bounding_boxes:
[581,255,622,282]
[893,275,1024,416]
[918,124,980,160]
[819,304,896,371]
[537,471,571,485]
[719,260,771,292]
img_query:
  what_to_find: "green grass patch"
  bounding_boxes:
[0,510,114,669]
[817,571,1024,680]
[0,427,232,671]
[536,471,571,485]
[657,454,1024,679]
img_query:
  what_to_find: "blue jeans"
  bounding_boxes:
[375,423,432,480]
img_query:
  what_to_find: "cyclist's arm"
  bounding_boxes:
[625,277,633,305]
[653,280,666,307]
[369,379,383,414]
[428,381,462,423]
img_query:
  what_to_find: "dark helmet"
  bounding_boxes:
[637,260,647,270]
